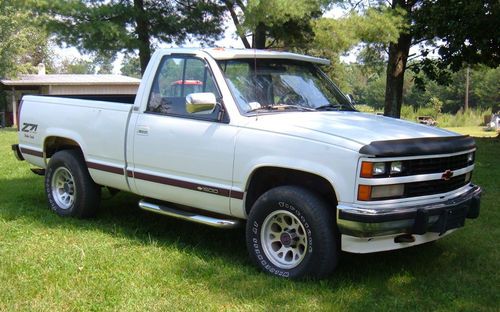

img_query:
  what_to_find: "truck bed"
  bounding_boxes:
[19,95,133,191]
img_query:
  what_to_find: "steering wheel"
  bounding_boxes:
[278,92,304,106]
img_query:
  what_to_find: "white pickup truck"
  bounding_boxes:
[13,48,481,278]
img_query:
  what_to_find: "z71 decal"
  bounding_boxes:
[21,123,38,139]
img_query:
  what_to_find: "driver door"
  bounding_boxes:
[129,54,236,215]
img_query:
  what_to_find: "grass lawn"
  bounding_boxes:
[1,128,499,311]
[443,126,499,138]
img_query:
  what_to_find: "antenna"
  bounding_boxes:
[253,36,259,119]
[253,47,257,102]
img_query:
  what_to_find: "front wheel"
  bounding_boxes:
[45,150,101,218]
[246,186,339,278]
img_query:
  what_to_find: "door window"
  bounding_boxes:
[147,56,221,120]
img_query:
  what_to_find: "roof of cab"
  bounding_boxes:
[203,48,330,65]
[157,48,330,65]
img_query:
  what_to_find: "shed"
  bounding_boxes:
[1,67,140,127]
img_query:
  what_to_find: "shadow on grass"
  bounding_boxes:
[2,134,498,309]
[2,172,496,310]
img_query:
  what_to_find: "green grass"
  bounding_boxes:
[1,128,499,311]
[443,126,499,138]
[400,106,491,128]
[356,105,494,129]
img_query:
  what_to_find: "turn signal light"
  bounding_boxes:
[358,185,372,201]
[360,162,374,178]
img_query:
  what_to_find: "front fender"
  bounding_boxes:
[232,129,359,205]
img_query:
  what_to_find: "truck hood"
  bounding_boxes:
[243,111,459,150]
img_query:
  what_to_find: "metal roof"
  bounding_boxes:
[1,74,141,86]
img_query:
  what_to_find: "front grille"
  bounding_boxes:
[404,174,468,197]
[360,151,474,201]
[404,154,471,175]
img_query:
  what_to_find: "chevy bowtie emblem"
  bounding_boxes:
[441,169,454,181]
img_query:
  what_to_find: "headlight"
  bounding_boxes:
[360,161,404,178]
[390,161,403,174]
[373,162,386,176]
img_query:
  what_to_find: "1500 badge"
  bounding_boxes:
[196,186,219,194]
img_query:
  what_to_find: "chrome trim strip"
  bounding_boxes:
[358,148,476,162]
[357,164,474,185]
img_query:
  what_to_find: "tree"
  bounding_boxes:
[223,0,329,49]
[310,6,404,101]
[94,53,116,74]
[52,52,116,75]
[1,0,53,126]
[470,66,500,110]
[382,0,412,118]
[413,0,500,72]
[342,0,499,118]
[35,0,226,74]
[120,54,142,78]
[313,7,404,56]
[0,0,52,78]
[55,58,96,74]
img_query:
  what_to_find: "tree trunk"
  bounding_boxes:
[253,23,266,49]
[464,66,470,111]
[384,33,411,118]
[223,0,251,48]
[384,1,413,118]
[134,0,151,74]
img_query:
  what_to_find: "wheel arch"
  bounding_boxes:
[244,166,338,216]
[44,136,84,163]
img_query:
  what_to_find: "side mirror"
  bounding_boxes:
[186,92,217,114]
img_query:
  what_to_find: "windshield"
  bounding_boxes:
[218,59,354,113]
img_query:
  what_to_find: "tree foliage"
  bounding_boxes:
[0,0,52,78]
[341,0,500,118]
[34,0,226,74]
[223,0,330,49]
[51,52,116,75]
[347,63,500,114]
[313,7,405,54]
[55,58,96,75]
[306,5,404,98]
[413,0,500,72]
[120,54,141,78]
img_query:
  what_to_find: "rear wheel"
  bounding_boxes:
[246,186,339,278]
[45,150,100,218]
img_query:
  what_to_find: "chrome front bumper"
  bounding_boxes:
[337,185,481,238]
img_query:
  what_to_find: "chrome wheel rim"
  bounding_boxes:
[51,167,76,209]
[261,210,308,269]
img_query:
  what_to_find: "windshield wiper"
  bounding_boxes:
[315,104,345,111]
[247,104,315,113]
